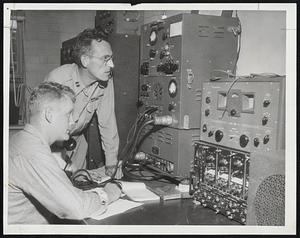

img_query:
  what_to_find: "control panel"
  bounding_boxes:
[138,13,240,129]
[190,74,285,224]
[190,141,249,224]
[200,75,285,153]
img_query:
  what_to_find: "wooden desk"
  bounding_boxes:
[84,198,241,225]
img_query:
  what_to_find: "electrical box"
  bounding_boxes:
[137,13,240,178]
[139,13,240,129]
[190,75,285,225]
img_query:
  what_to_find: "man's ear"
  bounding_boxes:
[44,107,53,123]
[81,55,89,68]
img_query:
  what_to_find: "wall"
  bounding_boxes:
[24,10,96,89]
[143,10,286,76]
[236,10,286,75]
[23,10,286,88]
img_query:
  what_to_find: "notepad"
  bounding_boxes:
[119,181,160,202]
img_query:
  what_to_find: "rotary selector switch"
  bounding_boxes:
[239,134,249,148]
[215,130,224,142]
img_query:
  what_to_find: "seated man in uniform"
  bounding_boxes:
[8,82,121,224]
[44,28,122,178]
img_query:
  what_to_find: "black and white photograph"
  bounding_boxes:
[3,3,296,235]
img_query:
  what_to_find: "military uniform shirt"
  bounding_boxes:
[44,63,119,166]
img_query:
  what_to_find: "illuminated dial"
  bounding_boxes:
[168,80,177,98]
[149,29,158,45]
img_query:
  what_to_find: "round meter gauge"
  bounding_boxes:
[168,80,177,98]
[149,29,158,45]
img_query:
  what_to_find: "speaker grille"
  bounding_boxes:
[254,174,285,226]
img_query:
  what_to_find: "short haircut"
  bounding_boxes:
[72,28,108,68]
[28,81,75,117]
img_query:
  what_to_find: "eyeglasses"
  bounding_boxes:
[87,54,113,66]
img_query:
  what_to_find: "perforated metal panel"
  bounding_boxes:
[254,174,285,226]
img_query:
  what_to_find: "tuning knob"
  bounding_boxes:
[263,135,270,144]
[215,130,223,142]
[202,124,207,132]
[239,134,249,148]
[263,99,271,107]
[205,97,211,104]
[254,137,260,147]
[205,109,210,117]
[262,116,268,125]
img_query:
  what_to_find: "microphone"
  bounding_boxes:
[63,137,77,151]
[152,115,178,126]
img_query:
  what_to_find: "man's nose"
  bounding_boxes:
[107,59,114,68]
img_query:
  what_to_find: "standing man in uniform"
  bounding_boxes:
[45,28,122,178]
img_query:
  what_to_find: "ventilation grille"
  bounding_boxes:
[198,25,225,38]
[198,25,209,37]
[254,174,285,226]
[214,26,225,38]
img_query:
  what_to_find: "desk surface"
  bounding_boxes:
[84,198,241,225]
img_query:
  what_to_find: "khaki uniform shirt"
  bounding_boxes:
[44,63,119,166]
[8,124,108,224]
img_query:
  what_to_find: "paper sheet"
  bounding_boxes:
[119,181,160,202]
[89,198,143,220]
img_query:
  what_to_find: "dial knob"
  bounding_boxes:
[206,97,211,104]
[240,134,249,148]
[262,116,268,125]
[263,135,270,144]
[205,109,210,116]
[202,124,207,132]
[215,130,223,142]
[254,137,260,147]
[263,99,271,107]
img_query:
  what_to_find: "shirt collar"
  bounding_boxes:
[72,64,107,97]
[72,64,86,96]
[23,123,50,147]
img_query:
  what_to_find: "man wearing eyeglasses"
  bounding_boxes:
[44,28,122,179]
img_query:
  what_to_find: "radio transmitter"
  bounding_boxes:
[190,75,285,225]
[137,13,240,177]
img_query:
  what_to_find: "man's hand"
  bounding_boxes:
[103,183,122,204]
[105,161,123,179]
